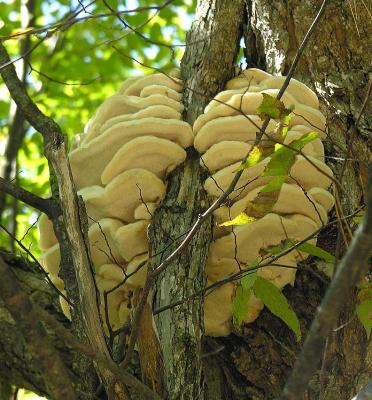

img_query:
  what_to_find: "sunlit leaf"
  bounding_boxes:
[243,132,320,217]
[262,131,319,178]
[262,146,296,177]
[253,276,301,340]
[356,300,372,338]
[236,146,265,171]
[219,212,256,227]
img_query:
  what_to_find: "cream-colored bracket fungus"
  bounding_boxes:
[195,69,334,337]
[38,69,335,339]
[38,72,188,332]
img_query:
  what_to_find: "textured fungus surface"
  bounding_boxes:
[195,70,335,336]
[38,69,335,338]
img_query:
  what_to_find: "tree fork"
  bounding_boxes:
[151,1,245,399]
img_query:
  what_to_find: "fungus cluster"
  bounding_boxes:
[197,69,335,336]
[38,71,192,331]
[38,68,334,339]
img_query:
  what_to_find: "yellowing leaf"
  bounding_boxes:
[219,212,256,227]
[353,210,365,226]
[236,146,264,171]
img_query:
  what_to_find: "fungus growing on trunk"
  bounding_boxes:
[38,69,335,339]
[196,69,335,336]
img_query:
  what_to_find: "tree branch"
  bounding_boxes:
[35,304,162,400]
[0,41,127,398]
[0,177,60,218]
[0,0,36,220]
[280,162,372,400]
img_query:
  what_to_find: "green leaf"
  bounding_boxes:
[296,242,335,263]
[260,175,287,193]
[232,285,251,327]
[353,210,365,226]
[356,300,372,338]
[256,93,293,120]
[265,238,335,263]
[253,276,301,340]
[219,212,256,227]
[232,271,258,326]
[263,239,294,256]
[262,131,319,178]
[241,270,258,290]
[262,146,296,177]
[290,131,319,150]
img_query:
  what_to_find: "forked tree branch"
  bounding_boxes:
[121,0,331,374]
[0,41,158,400]
[0,176,60,218]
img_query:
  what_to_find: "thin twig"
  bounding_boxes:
[0,222,71,304]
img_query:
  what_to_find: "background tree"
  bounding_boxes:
[0,1,371,400]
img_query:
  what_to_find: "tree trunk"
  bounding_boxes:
[0,1,370,400]
[0,251,70,397]
[244,1,371,399]
[152,1,245,399]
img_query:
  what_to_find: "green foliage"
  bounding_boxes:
[232,282,253,326]
[236,145,267,171]
[262,131,319,177]
[256,93,293,120]
[232,266,301,340]
[356,300,372,338]
[357,283,372,338]
[295,241,335,262]
[253,276,301,340]
[259,131,319,197]
[232,265,259,326]
[264,238,335,263]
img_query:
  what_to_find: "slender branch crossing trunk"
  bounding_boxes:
[152,1,245,399]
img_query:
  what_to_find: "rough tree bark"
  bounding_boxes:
[0,1,370,400]
[152,1,244,399]
[242,1,371,399]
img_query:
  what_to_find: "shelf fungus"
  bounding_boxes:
[38,72,188,332]
[38,68,335,338]
[195,69,335,336]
